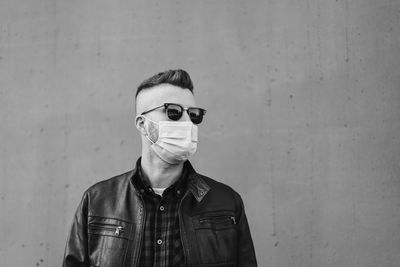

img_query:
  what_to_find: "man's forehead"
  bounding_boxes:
[136,84,195,113]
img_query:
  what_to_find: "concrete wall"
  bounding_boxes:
[1,0,400,266]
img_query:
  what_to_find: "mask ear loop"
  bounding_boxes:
[136,115,157,144]
[145,132,156,144]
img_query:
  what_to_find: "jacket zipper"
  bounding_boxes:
[133,195,145,267]
[178,192,191,266]
[199,216,237,225]
[89,223,125,236]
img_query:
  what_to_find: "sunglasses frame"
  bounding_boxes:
[141,103,206,124]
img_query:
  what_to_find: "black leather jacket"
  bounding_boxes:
[63,161,257,266]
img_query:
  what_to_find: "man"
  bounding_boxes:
[63,69,257,266]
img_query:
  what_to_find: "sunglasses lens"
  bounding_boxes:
[188,108,204,124]
[165,104,183,121]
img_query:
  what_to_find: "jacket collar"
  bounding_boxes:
[185,161,211,202]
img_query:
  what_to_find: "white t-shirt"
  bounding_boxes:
[152,187,166,196]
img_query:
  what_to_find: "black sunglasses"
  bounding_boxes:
[141,103,206,124]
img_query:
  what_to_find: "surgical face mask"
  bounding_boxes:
[141,116,198,164]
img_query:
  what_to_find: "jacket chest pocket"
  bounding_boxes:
[88,216,132,267]
[192,212,238,265]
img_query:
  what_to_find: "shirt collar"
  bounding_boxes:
[132,157,188,197]
[131,157,211,202]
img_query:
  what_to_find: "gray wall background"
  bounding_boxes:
[1,0,400,266]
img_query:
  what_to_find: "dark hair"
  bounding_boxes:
[135,69,194,98]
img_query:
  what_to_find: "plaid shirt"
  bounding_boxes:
[133,159,187,267]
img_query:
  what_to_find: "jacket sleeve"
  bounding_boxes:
[234,192,258,266]
[62,192,90,267]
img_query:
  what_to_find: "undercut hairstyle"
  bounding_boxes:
[135,69,194,99]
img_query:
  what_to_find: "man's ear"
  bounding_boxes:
[135,115,147,135]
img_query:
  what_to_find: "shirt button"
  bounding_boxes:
[159,206,165,211]
[157,239,162,245]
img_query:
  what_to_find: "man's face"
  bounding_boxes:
[136,84,196,123]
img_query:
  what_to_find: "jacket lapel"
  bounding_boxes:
[185,161,211,202]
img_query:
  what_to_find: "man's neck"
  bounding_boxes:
[140,153,184,188]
